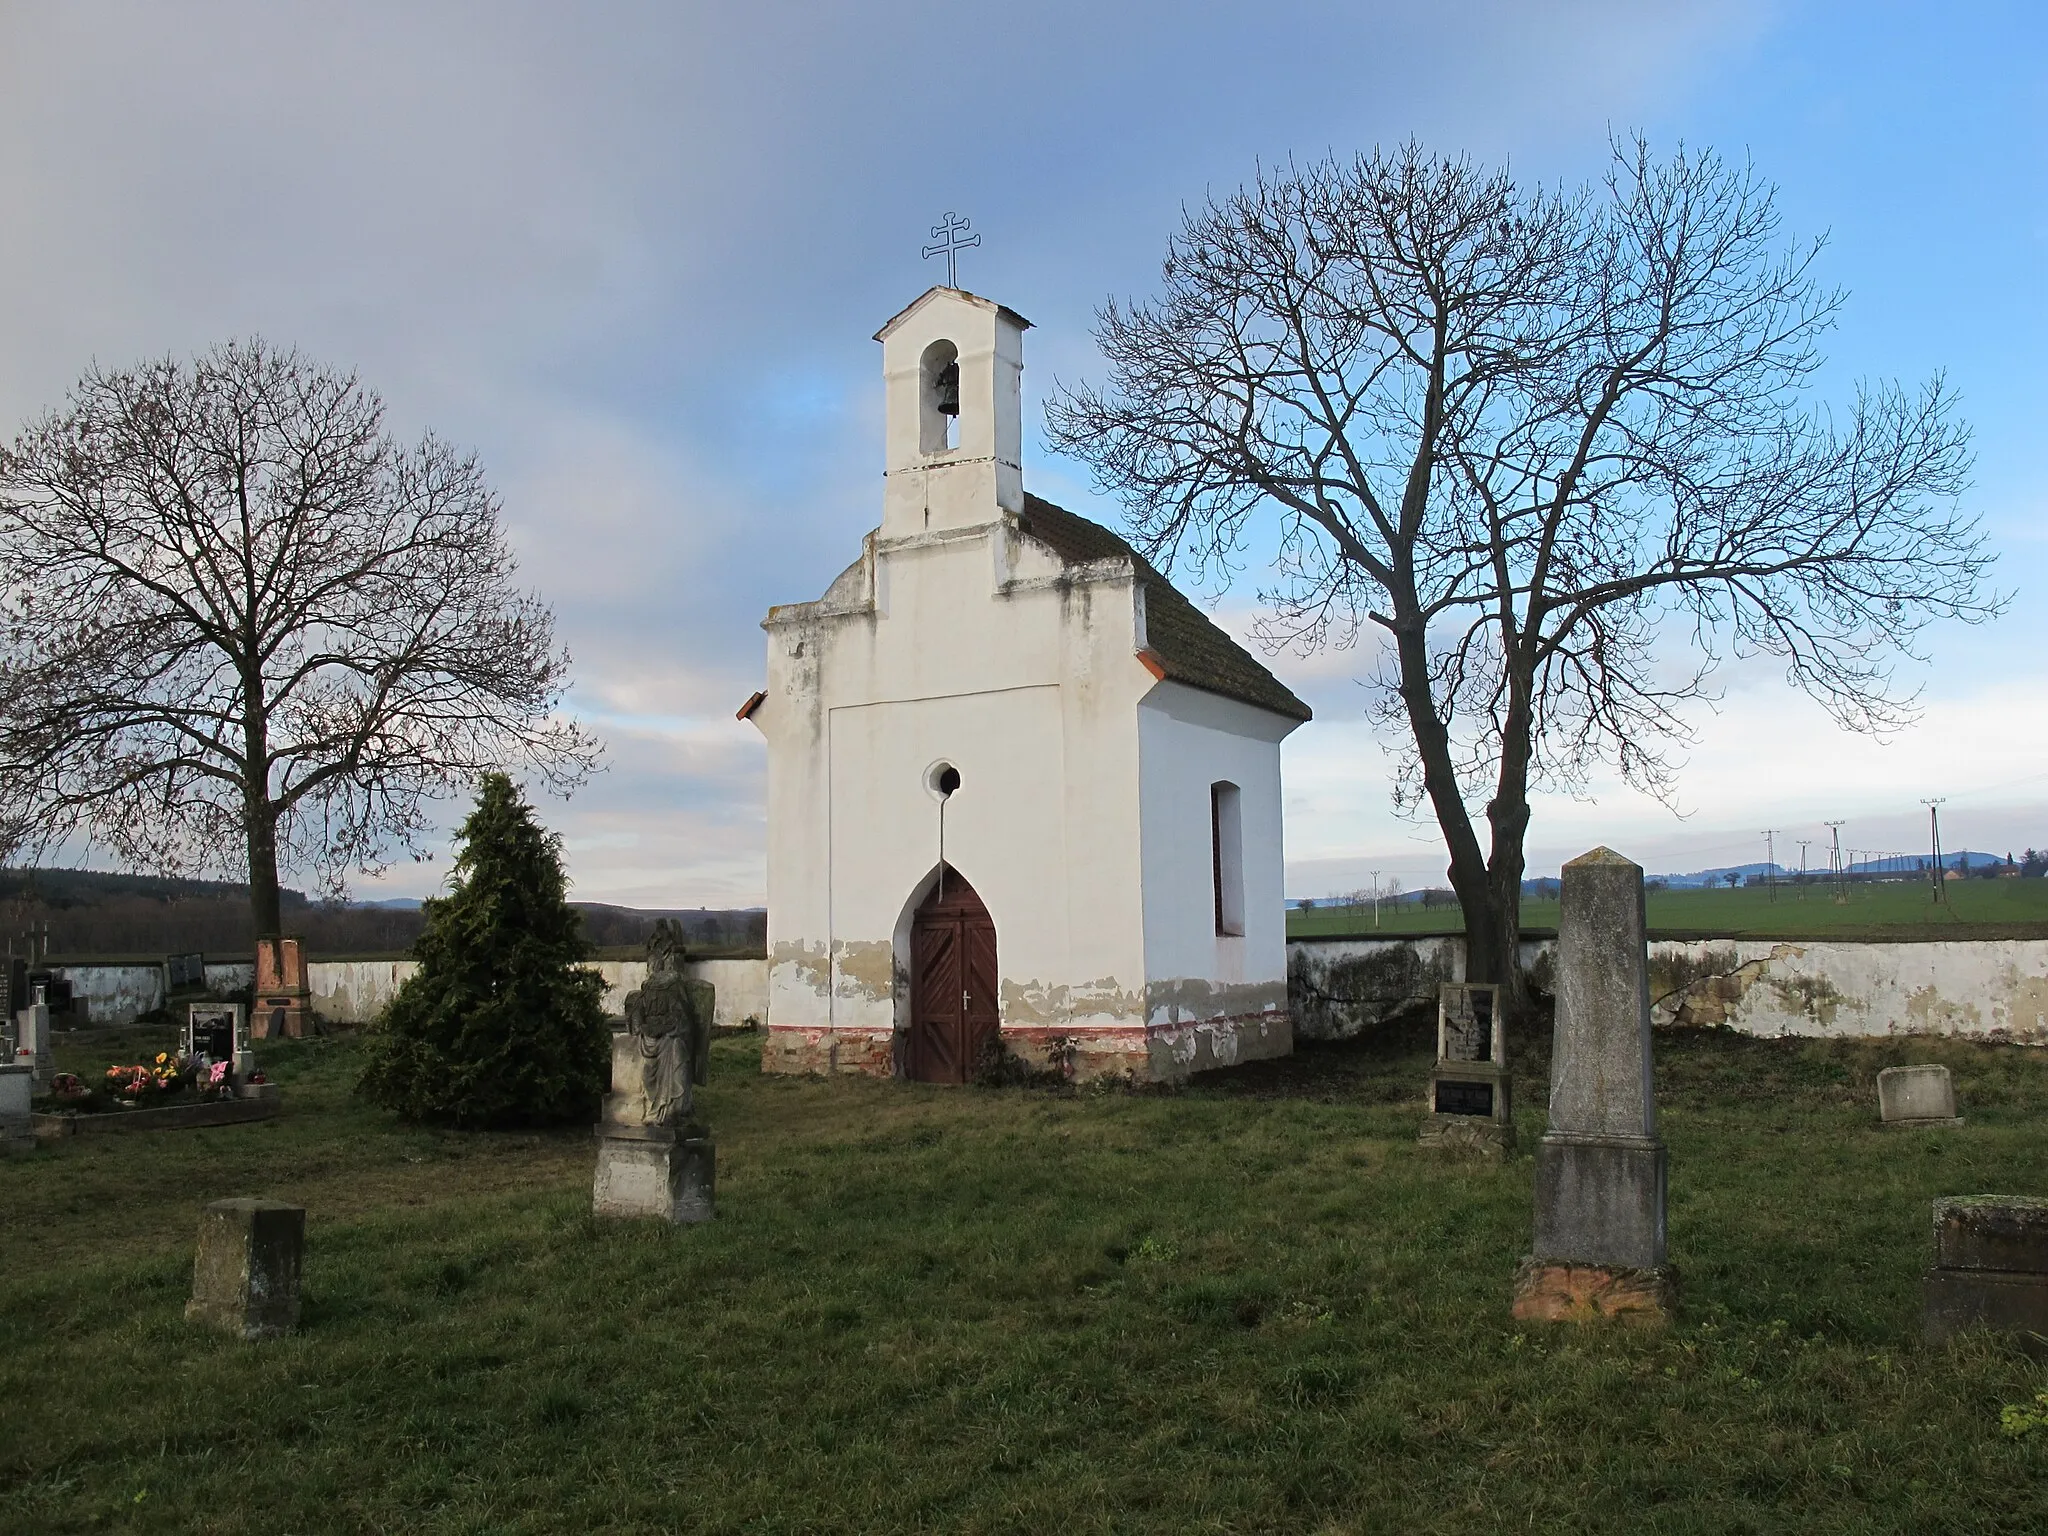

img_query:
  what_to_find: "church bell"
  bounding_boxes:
[934,360,960,416]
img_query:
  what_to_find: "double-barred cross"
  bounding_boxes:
[923,212,980,288]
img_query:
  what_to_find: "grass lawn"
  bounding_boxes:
[1291,877,2048,942]
[5,1019,2048,1533]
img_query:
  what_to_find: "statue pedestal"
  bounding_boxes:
[593,1123,716,1224]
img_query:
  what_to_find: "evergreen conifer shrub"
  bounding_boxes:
[358,774,609,1127]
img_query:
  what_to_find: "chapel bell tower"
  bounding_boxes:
[875,287,1030,538]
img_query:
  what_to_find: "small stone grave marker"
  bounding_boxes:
[0,1063,32,1154]
[1878,1064,1963,1129]
[186,1198,304,1340]
[1923,1196,2048,1353]
[1419,982,1515,1157]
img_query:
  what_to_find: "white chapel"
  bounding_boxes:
[743,286,1311,1083]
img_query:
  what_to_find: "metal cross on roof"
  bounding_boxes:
[923,212,981,288]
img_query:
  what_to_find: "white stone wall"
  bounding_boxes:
[50,956,767,1030]
[1287,933,2048,1044]
[49,961,252,1026]
[1137,681,1292,1069]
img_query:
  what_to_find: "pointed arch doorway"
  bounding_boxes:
[908,867,999,1084]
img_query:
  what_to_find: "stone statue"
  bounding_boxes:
[593,919,721,1223]
[605,919,714,1132]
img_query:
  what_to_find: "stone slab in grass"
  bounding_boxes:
[186,1197,304,1341]
[32,1094,280,1139]
[1924,1196,2048,1355]
[1878,1063,1964,1128]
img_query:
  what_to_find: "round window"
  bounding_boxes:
[926,761,961,799]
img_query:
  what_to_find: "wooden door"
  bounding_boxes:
[909,869,1000,1084]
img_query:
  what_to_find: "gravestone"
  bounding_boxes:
[166,952,208,994]
[253,938,310,1039]
[13,987,52,1085]
[0,1063,32,1154]
[185,1003,253,1077]
[593,921,717,1223]
[186,1198,304,1339]
[1878,1064,1963,1129]
[0,958,27,1025]
[1419,982,1515,1157]
[1923,1196,2048,1353]
[1512,846,1675,1325]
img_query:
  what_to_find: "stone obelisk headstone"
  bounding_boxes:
[1512,847,1674,1324]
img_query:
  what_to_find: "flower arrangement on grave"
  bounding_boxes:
[48,1072,90,1102]
[104,1053,188,1104]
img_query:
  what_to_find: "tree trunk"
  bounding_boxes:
[1478,668,1537,1018]
[1390,608,1506,1000]
[246,808,282,941]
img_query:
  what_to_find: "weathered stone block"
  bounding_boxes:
[1878,1064,1962,1128]
[1923,1269,2048,1352]
[593,1129,716,1224]
[1511,1257,1675,1326]
[0,1063,32,1154]
[1933,1196,2048,1273]
[186,1198,304,1340]
[1533,1133,1668,1269]
[1418,1111,1515,1159]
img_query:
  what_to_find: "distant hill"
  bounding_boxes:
[0,867,764,959]
[1652,852,2012,888]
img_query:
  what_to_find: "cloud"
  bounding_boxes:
[7,0,1985,909]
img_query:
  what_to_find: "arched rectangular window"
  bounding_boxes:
[1211,781,1244,937]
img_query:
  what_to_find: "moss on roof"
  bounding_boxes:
[1016,494,1311,723]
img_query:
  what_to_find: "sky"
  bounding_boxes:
[0,0,2043,906]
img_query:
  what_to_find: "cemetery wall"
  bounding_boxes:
[48,956,770,1030]
[1288,934,2048,1044]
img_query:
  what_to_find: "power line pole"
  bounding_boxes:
[1923,798,1948,907]
[1762,830,1780,902]
[1796,838,1812,900]
[1826,821,1848,904]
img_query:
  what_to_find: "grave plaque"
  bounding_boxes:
[185,1003,248,1073]
[1418,982,1515,1157]
[166,952,207,993]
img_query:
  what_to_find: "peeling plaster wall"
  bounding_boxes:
[1288,934,2048,1043]
[1136,682,1294,1072]
[49,961,253,1026]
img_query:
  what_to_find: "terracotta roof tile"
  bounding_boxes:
[1017,494,1311,724]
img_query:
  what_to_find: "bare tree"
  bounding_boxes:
[0,339,601,939]
[1049,138,1995,1005]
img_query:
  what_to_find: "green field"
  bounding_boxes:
[5,1021,2048,1532]
[1290,876,2048,941]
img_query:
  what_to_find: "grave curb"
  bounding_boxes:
[32,1095,281,1139]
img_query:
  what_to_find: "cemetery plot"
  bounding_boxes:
[6,1023,2048,1532]
[30,1003,275,1138]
